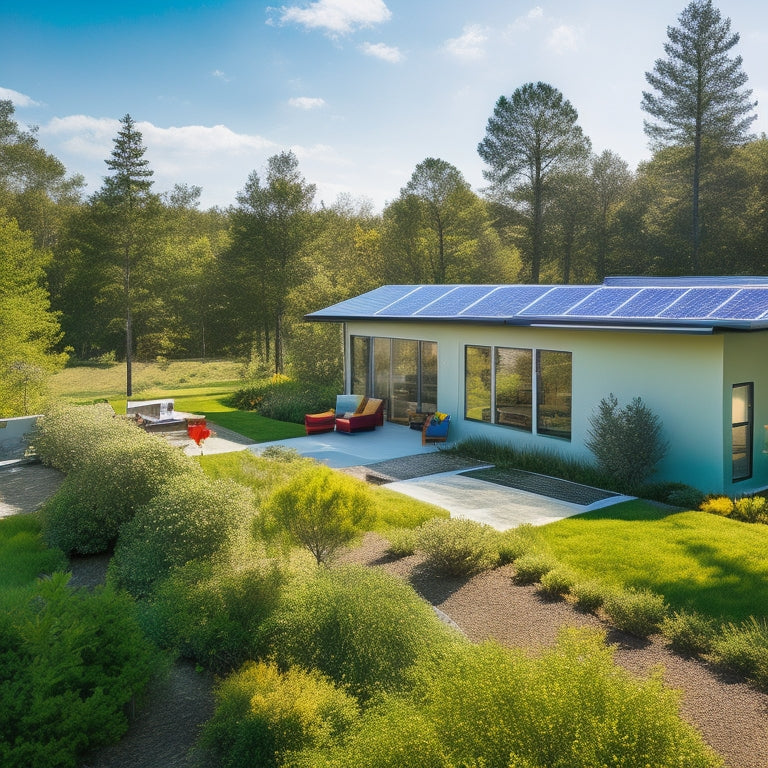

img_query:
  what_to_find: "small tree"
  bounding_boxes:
[586,394,669,491]
[258,465,373,565]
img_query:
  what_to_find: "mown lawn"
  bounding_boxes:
[540,499,768,622]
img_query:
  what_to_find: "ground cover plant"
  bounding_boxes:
[0,514,67,594]
[538,499,768,623]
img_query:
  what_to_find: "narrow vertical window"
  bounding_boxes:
[495,347,532,430]
[465,346,492,422]
[732,382,753,481]
[536,350,572,439]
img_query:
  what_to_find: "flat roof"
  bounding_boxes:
[305,277,768,332]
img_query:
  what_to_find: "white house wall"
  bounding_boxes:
[344,320,752,493]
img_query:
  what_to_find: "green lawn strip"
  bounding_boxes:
[539,499,768,622]
[198,452,447,530]
[0,515,67,592]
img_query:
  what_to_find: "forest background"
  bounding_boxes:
[2,0,767,415]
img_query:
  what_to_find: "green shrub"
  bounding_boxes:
[258,465,374,565]
[384,527,418,558]
[538,565,576,598]
[603,587,668,637]
[571,579,606,613]
[228,379,339,423]
[110,475,255,597]
[700,495,734,516]
[710,616,768,687]
[416,517,499,577]
[0,573,161,768]
[662,610,716,656]
[513,551,558,585]
[496,523,540,564]
[0,515,67,591]
[732,495,768,523]
[143,558,285,674]
[291,628,721,768]
[264,565,459,701]
[202,661,357,768]
[586,394,668,492]
[639,481,705,508]
[40,424,200,555]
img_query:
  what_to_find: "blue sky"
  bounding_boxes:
[4,0,768,211]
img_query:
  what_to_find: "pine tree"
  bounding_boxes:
[95,114,155,396]
[642,0,756,273]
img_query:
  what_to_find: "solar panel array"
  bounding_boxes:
[307,281,768,330]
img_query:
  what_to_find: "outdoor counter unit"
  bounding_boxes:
[306,276,768,496]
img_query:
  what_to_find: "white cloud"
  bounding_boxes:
[444,24,488,60]
[288,96,327,109]
[275,0,391,35]
[547,24,581,54]
[507,5,545,33]
[211,69,230,82]
[360,41,402,62]
[0,86,42,107]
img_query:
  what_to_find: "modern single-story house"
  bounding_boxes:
[306,276,768,496]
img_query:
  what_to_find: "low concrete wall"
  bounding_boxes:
[0,415,40,460]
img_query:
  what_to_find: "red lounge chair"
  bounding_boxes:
[304,410,336,435]
[335,398,385,433]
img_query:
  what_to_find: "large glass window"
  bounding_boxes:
[350,335,438,424]
[465,345,492,422]
[732,382,753,481]
[536,350,572,439]
[495,347,533,431]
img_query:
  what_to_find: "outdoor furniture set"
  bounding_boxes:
[304,395,450,443]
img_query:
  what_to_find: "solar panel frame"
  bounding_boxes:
[415,285,499,316]
[375,285,456,316]
[609,288,687,318]
[564,287,640,317]
[657,288,737,319]
[461,285,553,317]
[710,289,768,320]
[519,285,598,316]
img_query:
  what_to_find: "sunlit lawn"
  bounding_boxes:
[540,499,768,622]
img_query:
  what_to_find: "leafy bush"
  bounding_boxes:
[228,379,339,423]
[384,527,418,558]
[586,393,668,492]
[416,517,499,577]
[571,579,606,613]
[700,495,734,516]
[603,587,668,637]
[258,464,374,564]
[661,610,717,656]
[39,406,201,554]
[732,495,768,523]
[0,573,161,768]
[110,475,255,597]
[291,628,721,768]
[143,558,285,674]
[710,617,768,687]
[538,565,577,598]
[639,481,705,508]
[263,565,459,701]
[202,661,357,768]
[0,515,67,591]
[513,551,558,585]
[496,523,541,565]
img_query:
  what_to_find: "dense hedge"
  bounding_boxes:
[228,379,339,424]
[0,573,161,768]
[37,403,201,554]
[110,475,256,597]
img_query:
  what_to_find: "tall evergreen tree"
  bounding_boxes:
[93,114,155,396]
[642,0,756,273]
[478,82,591,283]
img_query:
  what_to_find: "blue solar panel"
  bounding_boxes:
[464,286,551,316]
[314,285,416,316]
[658,288,737,318]
[565,288,640,316]
[520,286,598,316]
[610,288,686,318]
[375,285,454,316]
[416,286,497,316]
[711,289,768,320]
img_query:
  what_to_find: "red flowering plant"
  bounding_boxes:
[187,422,212,453]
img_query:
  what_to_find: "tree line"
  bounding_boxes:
[1,0,765,407]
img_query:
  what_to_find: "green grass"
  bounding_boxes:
[198,451,448,529]
[0,515,67,598]
[540,500,768,622]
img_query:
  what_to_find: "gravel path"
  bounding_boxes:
[340,532,768,768]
